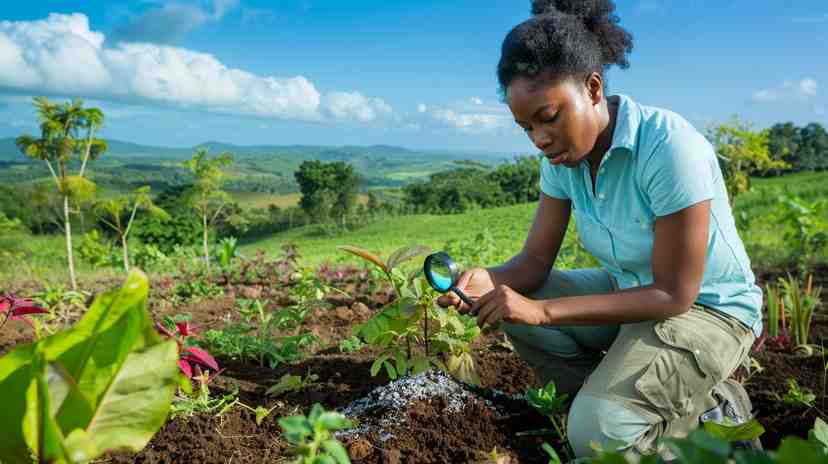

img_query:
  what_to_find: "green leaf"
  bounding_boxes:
[703,419,765,442]
[279,416,313,444]
[384,360,397,380]
[394,351,408,378]
[662,430,731,464]
[541,442,562,464]
[0,270,173,463]
[386,245,431,271]
[808,417,828,451]
[321,439,352,464]
[370,354,390,377]
[775,437,827,464]
[318,412,353,432]
[62,340,179,458]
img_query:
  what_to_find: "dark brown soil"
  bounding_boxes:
[2,262,827,463]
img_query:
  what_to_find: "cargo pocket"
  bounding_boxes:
[634,312,743,421]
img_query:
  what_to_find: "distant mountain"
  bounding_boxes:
[0,137,509,163]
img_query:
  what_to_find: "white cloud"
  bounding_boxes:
[469,96,483,105]
[428,108,511,133]
[0,13,390,124]
[324,91,392,123]
[752,77,819,103]
[417,103,427,113]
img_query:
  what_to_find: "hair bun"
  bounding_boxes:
[530,0,611,30]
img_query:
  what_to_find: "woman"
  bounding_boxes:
[436,0,763,459]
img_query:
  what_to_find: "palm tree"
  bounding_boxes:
[15,97,106,290]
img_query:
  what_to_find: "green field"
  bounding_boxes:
[3,171,826,287]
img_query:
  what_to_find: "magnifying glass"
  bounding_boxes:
[423,251,475,312]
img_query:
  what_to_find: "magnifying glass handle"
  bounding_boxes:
[451,286,475,310]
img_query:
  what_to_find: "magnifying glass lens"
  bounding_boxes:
[429,259,454,292]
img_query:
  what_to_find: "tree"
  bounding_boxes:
[705,116,787,206]
[93,186,169,272]
[182,149,234,275]
[15,97,106,290]
[295,160,361,229]
[767,122,802,171]
[798,122,828,171]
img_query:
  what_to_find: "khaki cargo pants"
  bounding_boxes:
[501,268,756,459]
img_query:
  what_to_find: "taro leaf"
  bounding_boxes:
[23,350,71,463]
[703,419,765,442]
[0,270,177,463]
[321,438,352,464]
[386,245,431,272]
[59,340,179,461]
[337,245,387,273]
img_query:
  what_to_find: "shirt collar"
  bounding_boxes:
[607,93,640,156]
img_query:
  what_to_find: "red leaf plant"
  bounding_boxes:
[0,294,48,331]
[156,320,220,379]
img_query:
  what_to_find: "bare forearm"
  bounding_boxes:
[486,251,552,295]
[540,284,693,325]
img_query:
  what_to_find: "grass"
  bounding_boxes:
[230,192,370,209]
[4,171,826,288]
[240,202,539,268]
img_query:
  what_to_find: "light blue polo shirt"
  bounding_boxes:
[540,94,763,336]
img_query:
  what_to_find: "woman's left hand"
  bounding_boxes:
[470,284,548,327]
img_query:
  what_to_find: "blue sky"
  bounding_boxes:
[0,1,826,154]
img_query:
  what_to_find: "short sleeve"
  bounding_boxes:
[539,157,570,199]
[641,130,715,217]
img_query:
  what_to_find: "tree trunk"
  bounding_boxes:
[63,194,78,291]
[121,234,130,273]
[203,211,211,275]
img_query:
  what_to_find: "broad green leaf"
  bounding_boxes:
[775,437,826,464]
[321,439,352,464]
[60,340,179,460]
[808,417,828,451]
[386,245,431,271]
[23,351,70,464]
[337,245,388,273]
[0,271,176,463]
[703,419,765,442]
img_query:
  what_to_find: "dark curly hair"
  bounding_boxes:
[497,0,633,96]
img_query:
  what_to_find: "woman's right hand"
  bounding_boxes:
[436,267,496,314]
